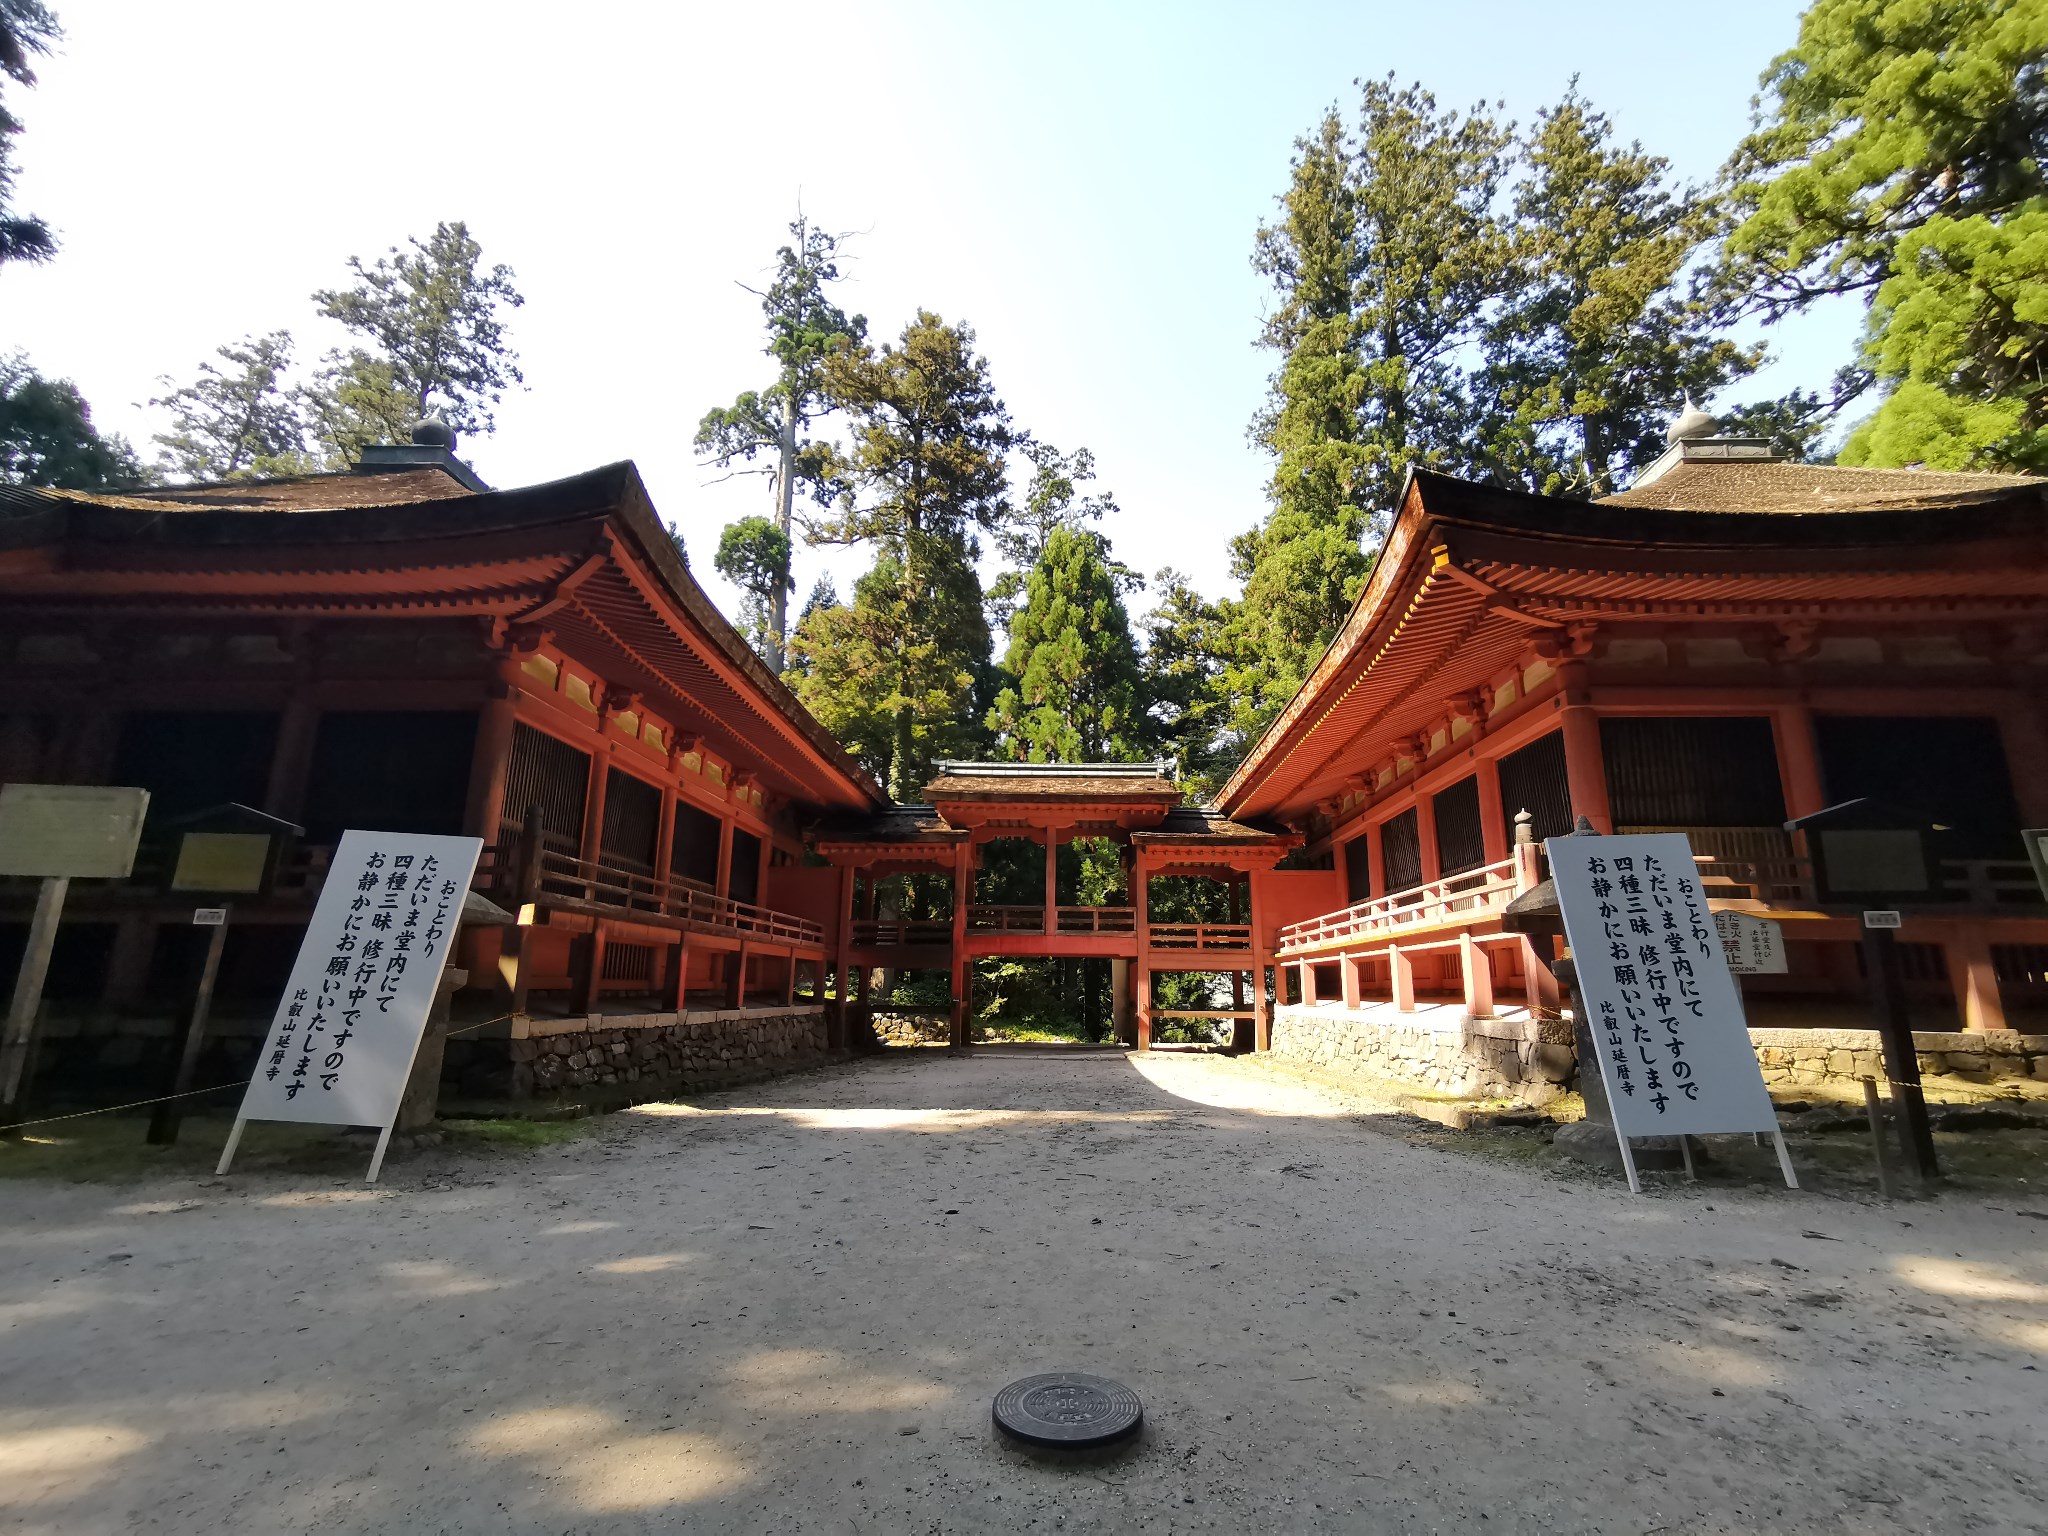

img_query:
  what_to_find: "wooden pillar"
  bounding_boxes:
[461,689,521,841]
[1365,819,1385,900]
[580,755,610,864]
[1043,824,1060,933]
[1389,944,1415,1012]
[497,807,546,1015]
[264,694,321,823]
[1773,704,1827,821]
[1476,754,1507,864]
[833,865,855,1050]
[949,841,972,1047]
[1110,956,1132,1044]
[1340,952,1362,1009]
[663,934,691,1012]
[1136,966,1153,1051]
[725,942,751,1009]
[1558,702,1613,832]
[571,925,607,1015]
[1134,848,1153,1048]
[1416,789,1441,883]
[1254,962,1272,1052]
[784,954,797,1008]
[654,785,678,887]
[714,816,735,899]
[1942,922,2008,1033]
[1459,931,1493,1018]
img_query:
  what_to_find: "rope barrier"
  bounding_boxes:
[0,1012,517,1135]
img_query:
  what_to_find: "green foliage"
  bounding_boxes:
[306,220,524,460]
[1722,0,2048,466]
[1229,80,1516,744]
[787,549,991,794]
[713,515,794,663]
[805,310,1012,796]
[148,331,316,481]
[697,216,865,670]
[0,352,145,488]
[987,440,1121,627]
[988,525,1145,763]
[1137,569,1234,794]
[1478,87,1762,497]
[0,0,58,267]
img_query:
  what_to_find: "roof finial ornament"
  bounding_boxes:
[412,416,455,450]
[1666,397,1716,445]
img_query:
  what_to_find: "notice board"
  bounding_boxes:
[224,831,481,1167]
[1547,832,1779,1140]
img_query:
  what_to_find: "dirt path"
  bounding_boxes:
[3,1050,2045,1533]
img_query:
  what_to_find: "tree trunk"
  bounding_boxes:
[889,705,914,801]
[768,392,798,673]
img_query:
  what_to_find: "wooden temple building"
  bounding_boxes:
[1215,416,2048,1088]
[3,410,2046,1106]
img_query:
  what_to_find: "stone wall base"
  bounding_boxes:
[446,1005,834,1099]
[1750,1027,2048,1089]
[1269,1003,1576,1106]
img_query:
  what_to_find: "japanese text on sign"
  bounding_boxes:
[230,830,482,1133]
[1546,832,1778,1139]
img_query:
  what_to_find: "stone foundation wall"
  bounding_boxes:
[447,1006,834,1099]
[1751,1027,2048,1089]
[1269,1005,1577,1105]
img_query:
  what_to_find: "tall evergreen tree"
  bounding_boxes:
[987,440,1119,630]
[1479,88,1762,497]
[0,352,143,487]
[1721,0,2048,466]
[806,311,1012,796]
[1229,80,1514,741]
[697,217,866,670]
[713,515,791,660]
[305,221,524,462]
[988,526,1145,763]
[0,0,57,267]
[149,331,313,482]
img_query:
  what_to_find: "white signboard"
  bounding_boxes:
[0,784,149,878]
[220,830,482,1181]
[1714,910,1786,974]
[1547,833,1788,1189]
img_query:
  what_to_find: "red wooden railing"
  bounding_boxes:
[1277,854,1521,955]
[1148,923,1253,950]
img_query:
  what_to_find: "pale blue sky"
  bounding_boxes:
[9,0,1856,624]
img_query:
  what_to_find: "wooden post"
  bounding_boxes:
[1941,924,2007,1033]
[0,876,68,1128]
[1862,924,1939,1178]
[498,806,546,1015]
[833,864,855,1050]
[1043,825,1060,934]
[1254,964,1272,1052]
[1416,789,1442,883]
[1772,704,1827,822]
[1340,952,1362,1008]
[715,816,735,899]
[263,696,321,824]
[580,758,610,866]
[783,953,797,1008]
[1459,931,1493,1018]
[571,926,607,1015]
[950,841,972,1047]
[663,935,691,1012]
[1558,703,1613,833]
[1389,944,1415,1012]
[462,689,521,840]
[1477,755,1507,864]
[1110,956,1132,1044]
[1136,966,1152,1050]
[726,943,751,1010]
[147,907,232,1144]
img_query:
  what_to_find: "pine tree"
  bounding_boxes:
[1478,88,1762,497]
[0,1,58,267]
[305,221,524,462]
[988,526,1145,763]
[697,217,866,670]
[1721,0,2048,466]
[149,332,313,482]
[808,310,1012,796]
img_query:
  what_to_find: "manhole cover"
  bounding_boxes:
[992,1372,1143,1449]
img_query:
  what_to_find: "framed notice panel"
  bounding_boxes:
[1546,832,1793,1191]
[219,829,483,1182]
[0,784,149,879]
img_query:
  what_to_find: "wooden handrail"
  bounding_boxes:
[1277,854,1519,954]
[1148,923,1253,950]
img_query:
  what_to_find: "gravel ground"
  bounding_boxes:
[3,1049,2046,1533]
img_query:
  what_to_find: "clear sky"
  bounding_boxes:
[9,0,1857,626]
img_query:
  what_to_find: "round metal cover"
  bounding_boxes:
[992,1372,1143,1448]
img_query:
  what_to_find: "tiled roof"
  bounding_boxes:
[809,806,967,844]
[35,467,477,514]
[1598,459,2040,514]
[924,760,1181,800]
[1131,808,1291,844]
